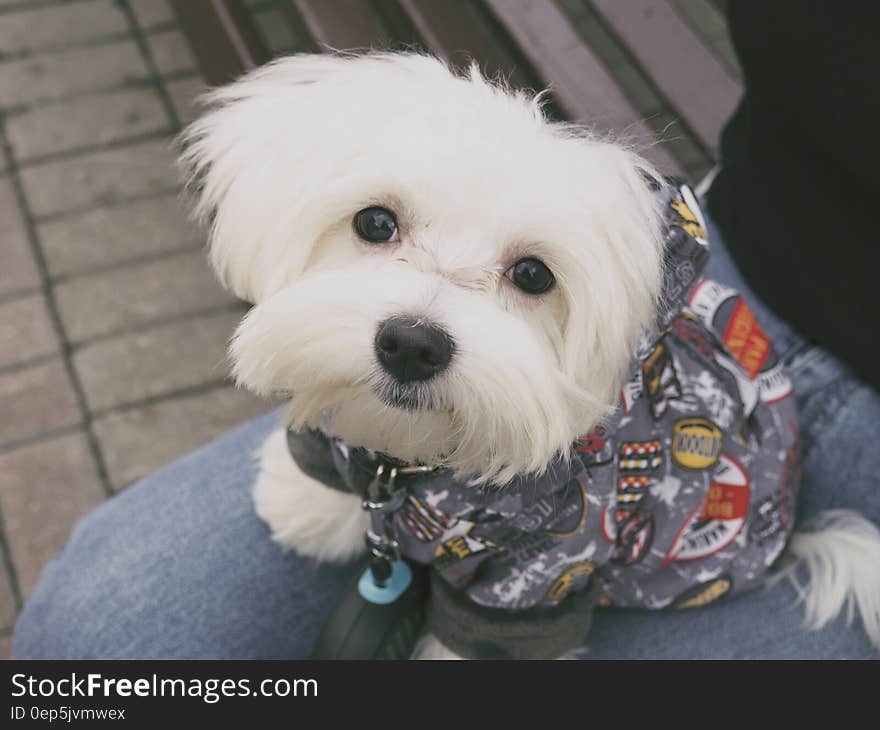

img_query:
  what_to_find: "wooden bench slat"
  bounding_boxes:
[397,0,512,75]
[290,0,558,115]
[398,0,562,103]
[291,0,381,51]
[484,0,680,174]
[171,0,270,85]
[174,0,686,174]
[592,0,740,152]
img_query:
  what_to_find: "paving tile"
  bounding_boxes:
[0,432,104,597]
[74,310,242,412]
[0,294,58,369]
[146,29,197,75]
[0,179,40,298]
[165,75,206,127]
[6,87,169,162]
[0,564,15,629]
[130,0,175,29]
[39,194,201,278]
[54,249,234,343]
[0,40,150,110]
[0,0,128,56]
[94,385,270,489]
[0,359,80,447]
[20,138,179,219]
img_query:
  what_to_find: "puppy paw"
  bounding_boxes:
[253,428,368,562]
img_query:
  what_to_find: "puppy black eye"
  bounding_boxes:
[506,258,555,294]
[354,207,399,243]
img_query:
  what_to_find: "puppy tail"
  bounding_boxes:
[774,509,880,649]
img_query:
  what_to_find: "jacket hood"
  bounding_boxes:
[654,178,711,335]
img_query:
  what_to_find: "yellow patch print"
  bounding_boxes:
[671,418,723,470]
[546,561,596,602]
[670,196,707,239]
[674,577,732,609]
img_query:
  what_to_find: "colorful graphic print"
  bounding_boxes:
[301,180,800,617]
[662,455,750,566]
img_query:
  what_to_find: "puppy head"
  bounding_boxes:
[180,53,664,484]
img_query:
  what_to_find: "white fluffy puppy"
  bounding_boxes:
[180,53,880,658]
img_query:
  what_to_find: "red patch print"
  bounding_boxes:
[575,426,607,454]
[722,299,770,379]
[662,455,751,567]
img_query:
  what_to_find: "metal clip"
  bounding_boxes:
[361,462,438,587]
[362,464,403,586]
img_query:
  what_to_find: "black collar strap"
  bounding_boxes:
[343,444,440,496]
[346,445,414,490]
[286,427,438,497]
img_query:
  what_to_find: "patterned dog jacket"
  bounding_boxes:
[286,180,800,659]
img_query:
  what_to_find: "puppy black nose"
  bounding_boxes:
[375,316,453,383]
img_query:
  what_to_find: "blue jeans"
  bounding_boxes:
[12,213,880,659]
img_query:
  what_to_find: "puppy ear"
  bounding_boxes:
[177,54,389,302]
[558,140,665,405]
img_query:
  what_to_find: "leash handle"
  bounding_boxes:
[310,560,430,659]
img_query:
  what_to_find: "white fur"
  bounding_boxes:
[411,634,464,660]
[180,52,664,484]
[774,510,880,647]
[254,429,368,562]
[181,51,880,657]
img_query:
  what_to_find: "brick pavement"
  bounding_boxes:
[0,0,291,654]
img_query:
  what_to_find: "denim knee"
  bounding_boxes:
[13,503,131,658]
